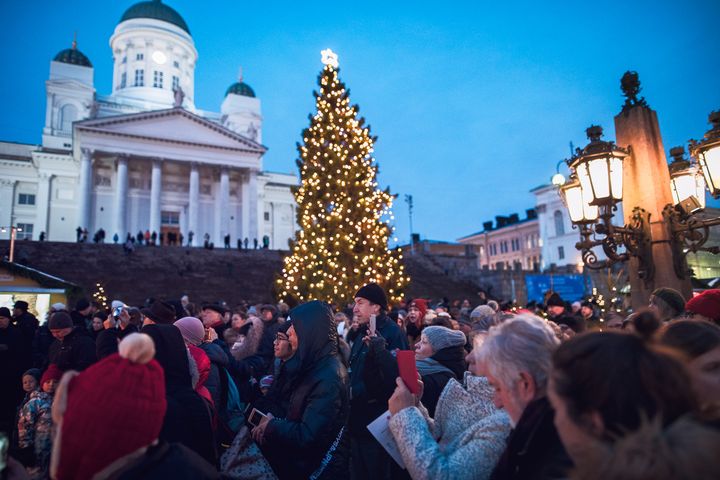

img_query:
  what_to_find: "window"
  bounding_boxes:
[558,246,565,260]
[58,104,78,132]
[122,56,127,64]
[120,72,126,88]
[134,69,144,86]
[264,212,270,221]
[136,53,144,61]
[161,212,179,225]
[153,70,163,88]
[172,75,180,90]
[18,193,36,205]
[16,223,33,240]
[554,210,565,236]
[173,60,180,68]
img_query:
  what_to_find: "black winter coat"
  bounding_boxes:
[348,314,408,436]
[48,327,97,372]
[0,325,25,433]
[419,345,466,417]
[108,441,220,480]
[263,301,350,480]
[490,397,572,480]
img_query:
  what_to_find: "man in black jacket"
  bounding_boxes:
[347,284,408,480]
[47,311,97,372]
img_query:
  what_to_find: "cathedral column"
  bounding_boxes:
[188,163,200,246]
[241,172,250,242]
[248,169,259,243]
[219,167,230,242]
[35,173,52,240]
[149,159,162,236]
[114,156,129,240]
[78,148,93,230]
[0,179,16,234]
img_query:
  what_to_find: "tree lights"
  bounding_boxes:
[277,50,409,305]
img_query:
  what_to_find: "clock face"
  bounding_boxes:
[152,50,167,65]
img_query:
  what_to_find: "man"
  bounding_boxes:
[141,300,177,326]
[348,283,408,480]
[579,301,598,325]
[47,311,97,372]
[545,293,566,322]
[13,300,39,347]
[648,287,685,322]
[201,303,229,338]
[70,298,93,331]
[481,315,572,480]
[0,306,24,433]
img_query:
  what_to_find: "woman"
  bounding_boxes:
[658,320,720,411]
[414,326,467,417]
[251,301,349,479]
[548,331,720,479]
[174,316,214,407]
[387,333,511,480]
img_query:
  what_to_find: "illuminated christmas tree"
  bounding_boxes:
[278,49,408,305]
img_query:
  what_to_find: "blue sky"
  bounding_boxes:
[1,0,718,244]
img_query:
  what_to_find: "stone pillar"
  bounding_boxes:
[220,167,230,241]
[149,159,162,236]
[614,104,693,308]
[0,179,16,235]
[188,163,199,246]
[248,169,259,243]
[114,156,129,240]
[78,148,93,230]
[241,172,250,242]
[35,173,52,240]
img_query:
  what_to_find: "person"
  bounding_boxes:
[387,332,511,480]
[47,311,97,372]
[229,312,264,363]
[13,300,39,358]
[224,234,231,249]
[545,293,567,322]
[348,283,408,480]
[174,316,215,408]
[1,306,25,434]
[89,313,105,340]
[658,320,720,410]
[19,368,41,409]
[335,311,351,340]
[579,301,598,326]
[96,306,139,359]
[69,298,92,331]
[684,289,720,324]
[251,301,349,479]
[405,299,428,346]
[548,331,720,479]
[482,314,571,480]
[648,287,685,321]
[49,333,220,479]
[201,303,230,339]
[141,324,217,466]
[412,326,467,416]
[271,321,295,376]
[141,300,177,326]
[16,364,61,479]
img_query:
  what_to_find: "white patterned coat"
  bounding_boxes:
[388,374,511,480]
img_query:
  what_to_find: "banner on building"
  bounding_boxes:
[525,274,590,304]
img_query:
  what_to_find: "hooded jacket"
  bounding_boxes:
[142,324,216,466]
[262,301,350,479]
[417,344,467,417]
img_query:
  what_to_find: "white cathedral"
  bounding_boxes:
[0,0,297,248]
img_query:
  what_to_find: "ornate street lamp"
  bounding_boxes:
[559,173,598,224]
[668,146,706,209]
[689,111,720,199]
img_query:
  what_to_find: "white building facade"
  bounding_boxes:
[0,0,297,249]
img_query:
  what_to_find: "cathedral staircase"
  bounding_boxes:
[0,240,482,307]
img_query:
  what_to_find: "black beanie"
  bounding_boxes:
[355,283,388,311]
[49,311,73,329]
[546,293,565,308]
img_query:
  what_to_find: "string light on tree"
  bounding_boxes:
[277,49,409,305]
[92,282,108,311]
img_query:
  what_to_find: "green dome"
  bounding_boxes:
[53,47,92,67]
[120,0,190,34]
[225,82,256,98]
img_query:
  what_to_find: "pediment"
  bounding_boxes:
[75,108,265,153]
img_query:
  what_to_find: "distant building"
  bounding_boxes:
[458,209,541,271]
[0,0,297,249]
[530,184,583,270]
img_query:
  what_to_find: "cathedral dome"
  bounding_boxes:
[225,82,255,98]
[120,0,190,34]
[53,43,92,67]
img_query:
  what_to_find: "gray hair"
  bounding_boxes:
[479,313,559,393]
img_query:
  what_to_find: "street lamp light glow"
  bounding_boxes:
[690,110,720,199]
[668,146,706,208]
[560,175,598,224]
[570,125,627,207]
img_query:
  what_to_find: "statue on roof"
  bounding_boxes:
[173,86,185,108]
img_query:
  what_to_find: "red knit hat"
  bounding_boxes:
[40,364,63,386]
[408,299,428,326]
[54,333,166,480]
[686,289,720,322]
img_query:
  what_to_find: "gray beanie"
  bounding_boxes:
[470,305,495,320]
[422,326,466,352]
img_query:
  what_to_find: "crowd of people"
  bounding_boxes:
[1,285,719,479]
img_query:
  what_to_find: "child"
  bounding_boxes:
[17,364,62,480]
[19,369,41,408]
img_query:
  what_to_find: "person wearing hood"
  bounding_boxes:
[49,333,220,480]
[414,326,467,417]
[405,299,428,346]
[141,324,216,466]
[549,331,720,480]
[251,301,349,479]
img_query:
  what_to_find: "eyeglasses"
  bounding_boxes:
[275,335,289,342]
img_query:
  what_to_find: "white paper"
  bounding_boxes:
[367,410,406,469]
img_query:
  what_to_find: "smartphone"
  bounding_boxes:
[397,350,420,395]
[369,314,377,336]
[113,306,123,320]
[248,408,267,428]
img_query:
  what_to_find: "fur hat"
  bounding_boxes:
[685,289,720,322]
[422,326,466,352]
[174,316,205,346]
[52,333,166,480]
[355,283,388,311]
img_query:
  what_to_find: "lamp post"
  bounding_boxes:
[0,225,23,263]
[555,72,720,308]
[404,194,414,254]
